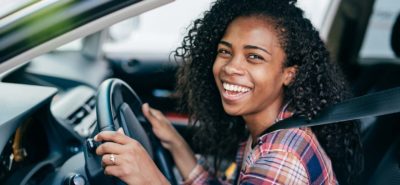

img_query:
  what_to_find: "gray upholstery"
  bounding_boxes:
[391,13,400,57]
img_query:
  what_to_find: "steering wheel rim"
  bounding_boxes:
[96,78,177,184]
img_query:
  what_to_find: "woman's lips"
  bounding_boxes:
[221,82,251,102]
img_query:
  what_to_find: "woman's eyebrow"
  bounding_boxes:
[244,45,271,55]
[219,40,232,47]
[219,40,271,55]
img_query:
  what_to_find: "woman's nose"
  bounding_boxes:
[223,56,245,75]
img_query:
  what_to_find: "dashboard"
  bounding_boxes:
[0,116,51,184]
[0,44,182,184]
[0,83,58,184]
[0,50,110,184]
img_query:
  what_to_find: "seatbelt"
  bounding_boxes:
[264,87,400,134]
[232,88,400,185]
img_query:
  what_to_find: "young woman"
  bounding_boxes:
[94,0,363,184]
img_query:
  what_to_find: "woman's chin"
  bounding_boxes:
[222,105,244,116]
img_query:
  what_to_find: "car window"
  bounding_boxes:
[297,0,332,29]
[56,39,82,51]
[104,0,332,61]
[359,0,400,61]
[0,0,59,28]
[0,0,38,19]
[104,0,214,60]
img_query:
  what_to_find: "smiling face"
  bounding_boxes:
[213,16,296,126]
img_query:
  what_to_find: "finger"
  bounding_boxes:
[148,106,165,121]
[117,127,125,135]
[142,103,161,126]
[147,105,171,124]
[94,131,130,144]
[96,142,126,155]
[142,103,155,119]
[104,164,132,178]
[101,153,120,166]
[94,131,115,141]
[143,103,164,120]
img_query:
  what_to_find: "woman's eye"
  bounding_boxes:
[248,54,264,61]
[217,49,231,56]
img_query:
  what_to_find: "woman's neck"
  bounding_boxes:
[243,98,284,141]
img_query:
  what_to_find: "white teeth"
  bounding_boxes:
[223,82,250,92]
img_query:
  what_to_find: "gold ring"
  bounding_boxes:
[110,154,116,165]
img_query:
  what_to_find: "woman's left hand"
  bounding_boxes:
[94,129,169,185]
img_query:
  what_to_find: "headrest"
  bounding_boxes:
[391,14,400,57]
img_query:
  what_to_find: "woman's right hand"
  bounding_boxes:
[142,103,197,179]
[142,103,183,151]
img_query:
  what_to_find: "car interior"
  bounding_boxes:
[326,0,400,184]
[0,0,399,184]
[359,15,400,185]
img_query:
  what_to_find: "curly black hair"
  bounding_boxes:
[174,0,363,184]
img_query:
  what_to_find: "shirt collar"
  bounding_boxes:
[254,101,294,147]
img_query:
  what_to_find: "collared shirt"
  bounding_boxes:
[183,109,338,185]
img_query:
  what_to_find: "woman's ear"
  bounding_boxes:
[283,66,297,86]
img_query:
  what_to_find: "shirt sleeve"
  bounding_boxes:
[240,150,309,185]
[181,164,208,185]
[182,164,231,185]
[183,142,247,185]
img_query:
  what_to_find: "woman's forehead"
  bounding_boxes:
[222,16,282,48]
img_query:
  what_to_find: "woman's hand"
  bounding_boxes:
[142,103,197,179]
[142,103,184,150]
[94,129,169,185]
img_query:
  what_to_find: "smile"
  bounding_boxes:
[221,82,251,101]
[222,82,251,92]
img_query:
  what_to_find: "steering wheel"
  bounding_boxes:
[87,78,177,184]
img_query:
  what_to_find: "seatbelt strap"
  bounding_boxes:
[263,87,400,134]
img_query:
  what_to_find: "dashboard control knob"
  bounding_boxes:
[65,174,86,185]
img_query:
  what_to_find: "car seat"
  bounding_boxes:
[357,13,400,185]
[391,13,400,57]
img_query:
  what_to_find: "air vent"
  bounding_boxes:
[66,96,95,125]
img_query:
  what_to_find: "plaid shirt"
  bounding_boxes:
[183,110,337,185]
